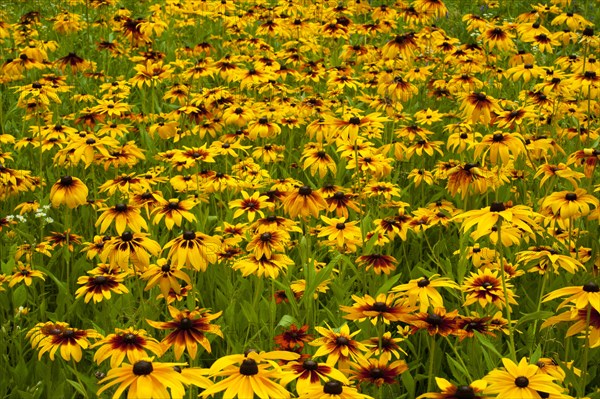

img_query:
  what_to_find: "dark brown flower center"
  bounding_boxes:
[348,116,361,125]
[92,276,109,285]
[372,301,388,312]
[121,231,133,241]
[133,360,153,375]
[260,232,272,242]
[492,133,504,142]
[490,202,506,212]
[370,367,385,379]
[183,231,196,240]
[239,358,259,375]
[335,222,346,230]
[298,185,312,196]
[179,317,193,330]
[583,282,599,292]
[481,282,493,289]
[426,313,443,326]
[123,333,137,344]
[115,203,127,212]
[515,376,529,388]
[455,385,476,399]
[417,278,430,287]
[335,336,349,346]
[324,380,343,394]
[565,193,577,201]
[60,176,73,186]
[303,360,318,370]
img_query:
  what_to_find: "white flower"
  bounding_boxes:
[45,217,54,224]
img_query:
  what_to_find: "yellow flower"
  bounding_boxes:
[318,216,362,252]
[484,357,564,398]
[49,176,88,208]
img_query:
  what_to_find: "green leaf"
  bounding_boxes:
[446,354,470,381]
[515,311,554,327]
[375,272,403,296]
[276,315,297,329]
[474,332,503,360]
[401,369,415,399]
[529,344,542,364]
[12,284,28,307]
[66,379,87,398]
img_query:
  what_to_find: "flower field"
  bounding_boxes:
[1,0,600,398]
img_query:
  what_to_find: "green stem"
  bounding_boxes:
[578,304,592,398]
[427,334,436,392]
[444,336,473,382]
[496,219,517,360]
[532,273,548,339]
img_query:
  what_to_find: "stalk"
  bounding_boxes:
[496,219,517,360]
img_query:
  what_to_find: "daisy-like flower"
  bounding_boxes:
[417,377,489,399]
[282,185,327,219]
[362,332,407,362]
[163,230,221,272]
[392,274,459,312]
[280,358,349,395]
[36,325,100,362]
[146,306,223,360]
[542,281,600,312]
[200,350,300,399]
[49,175,88,208]
[141,258,192,299]
[349,355,407,387]
[340,293,414,325]
[516,246,583,274]
[92,327,164,368]
[96,203,148,235]
[462,269,517,309]
[310,324,367,368]
[301,146,337,178]
[232,253,294,279]
[229,191,271,222]
[97,357,189,399]
[453,201,540,240]
[408,307,459,336]
[541,189,599,219]
[75,272,129,304]
[484,357,564,398]
[8,262,46,287]
[297,380,373,399]
[27,321,69,350]
[151,197,197,230]
[317,216,362,252]
[246,229,290,260]
[474,131,526,165]
[455,314,495,341]
[356,253,397,275]
[100,231,161,272]
[324,190,362,219]
[542,306,600,347]
[274,324,313,352]
[459,92,501,126]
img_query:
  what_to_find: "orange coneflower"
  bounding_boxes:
[280,358,349,395]
[92,327,164,368]
[310,324,367,369]
[163,230,221,272]
[408,307,459,336]
[459,92,501,125]
[282,185,327,219]
[49,176,88,208]
[147,306,222,360]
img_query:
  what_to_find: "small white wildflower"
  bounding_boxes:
[5,215,14,222]
[45,217,54,224]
